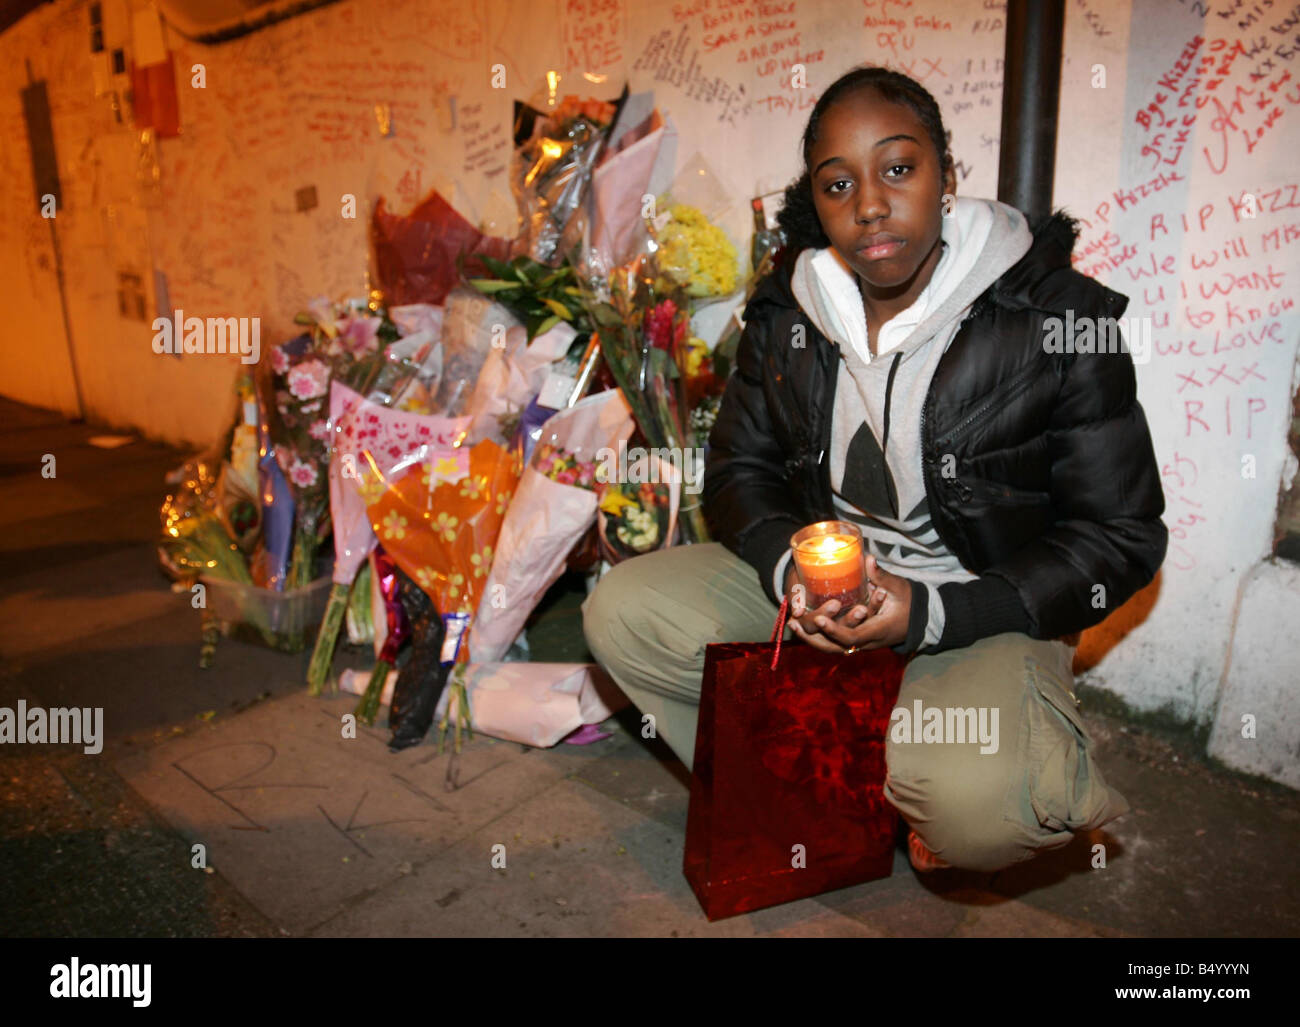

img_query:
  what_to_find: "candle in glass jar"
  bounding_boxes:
[791,525,867,608]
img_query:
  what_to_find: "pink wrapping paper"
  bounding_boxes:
[589,120,667,272]
[463,322,575,445]
[328,383,377,586]
[329,382,472,585]
[434,662,628,748]
[468,389,634,662]
[329,381,471,586]
[337,662,627,749]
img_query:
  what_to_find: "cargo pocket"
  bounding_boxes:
[1009,654,1129,838]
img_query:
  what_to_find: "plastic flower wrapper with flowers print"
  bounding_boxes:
[467,388,633,664]
[352,436,523,751]
[304,381,472,695]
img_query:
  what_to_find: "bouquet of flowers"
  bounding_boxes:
[267,295,427,597]
[467,388,633,663]
[653,202,739,299]
[371,188,516,307]
[511,92,621,266]
[575,252,709,544]
[305,381,470,694]
[352,438,523,749]
[596,453,678,564]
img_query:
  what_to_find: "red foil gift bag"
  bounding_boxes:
[683,639,908,920]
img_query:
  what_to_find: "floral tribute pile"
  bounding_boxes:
[159,83,787,754]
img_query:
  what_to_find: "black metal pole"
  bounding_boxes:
[998,0,1066,226]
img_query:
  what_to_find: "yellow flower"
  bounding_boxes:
[420,457,459,488]
[381,510,407,541]
[354,468,388,506]
[434,512,459,542]
[684,335,709,378]
[495,491,509,516]
[415,566,438,590]
[599,489,637,517]
[470,545,494,578]
[659,203,738,297]
[459,477,483,500]
[447,572,465,599]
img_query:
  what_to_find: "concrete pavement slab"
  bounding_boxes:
[307,776,886,937]
[115,692,590,934]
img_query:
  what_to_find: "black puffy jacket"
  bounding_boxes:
[702,211,1167,654]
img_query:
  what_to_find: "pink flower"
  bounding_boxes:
[287,359,329,400]
[270,346,290,374]
[556,468,578,485]
[289,459,318,488]
[305,295,335,327]
[308,419,331,441]
[339,314,380,357]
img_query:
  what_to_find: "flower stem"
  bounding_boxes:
[306,583,350,695]
[355,659,391,727]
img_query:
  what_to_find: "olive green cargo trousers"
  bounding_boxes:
[581,542,1130,873]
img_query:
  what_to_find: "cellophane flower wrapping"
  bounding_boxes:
[511,93,619,267]
[370,188,516,307]
[306,380,471,693]
[462,320,577,446]
[434,287,523,416]
[596,451,680,564]
[574,251,709,544]
[588,98,670,272]
[358,435,523,658]
[467,388,633,663]
[684,642,908,921]
[654,201,739,299]
[349,438,521,748]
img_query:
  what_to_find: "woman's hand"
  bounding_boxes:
[786,555,912,652]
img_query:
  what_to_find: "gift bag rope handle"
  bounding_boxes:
[770,595,790,671]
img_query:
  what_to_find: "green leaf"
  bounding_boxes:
[468,278,519,294]
[542,297,572,319]
[479,255,513,280]
[534,313,561,337]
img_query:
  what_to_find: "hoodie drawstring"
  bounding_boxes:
[881,351,902,519]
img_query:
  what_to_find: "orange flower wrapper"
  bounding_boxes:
[359,439,522,662]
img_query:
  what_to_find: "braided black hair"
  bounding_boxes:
[776,65,954,257]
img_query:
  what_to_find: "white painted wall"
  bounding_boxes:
[1,0,1296,783]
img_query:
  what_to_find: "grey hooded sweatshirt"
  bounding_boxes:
[773,196,1033,647]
